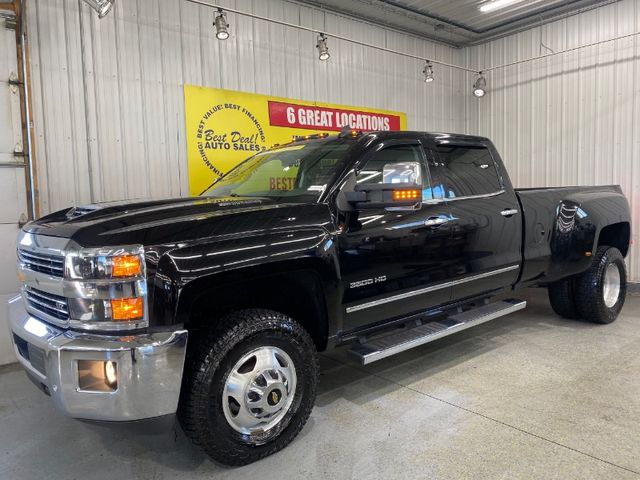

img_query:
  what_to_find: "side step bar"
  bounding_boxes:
[349,299,526,365]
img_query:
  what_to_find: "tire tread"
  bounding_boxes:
[574,246,627,324]
[548,279,579,319]
[178,309,319,466]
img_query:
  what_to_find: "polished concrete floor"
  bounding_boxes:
[1,287,640,479]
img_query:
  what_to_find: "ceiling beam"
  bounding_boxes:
[293,0,465,47]
[377,0,608,35]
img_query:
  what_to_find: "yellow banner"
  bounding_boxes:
[184,85,407,195]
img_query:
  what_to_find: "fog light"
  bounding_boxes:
[78,360,118,392]
[104,361,118,388]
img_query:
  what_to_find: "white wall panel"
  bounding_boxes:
[465,0,640,282]
[26,0,465,216]
[0,27,27,365]
[28,0,638,285]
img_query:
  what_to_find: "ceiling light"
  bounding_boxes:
[479,0,525,13]
[473,73,486,97]
[423,61,434,83]
[214,9,229,40]
[82,0,115,19]
[317,34,330,61]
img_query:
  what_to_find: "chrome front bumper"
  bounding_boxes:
[7,295,188,421]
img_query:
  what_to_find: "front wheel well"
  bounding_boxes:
[597,222,630,257]
[178,270,329,351]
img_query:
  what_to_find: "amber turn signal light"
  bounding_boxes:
[392,189,420,201]
[112,255,142,277]
[111,297,144,321]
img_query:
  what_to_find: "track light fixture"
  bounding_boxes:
[82,0,115,19]
[423,61,434,83]
[214,9,229,40]
[473,72,487,97]
[317,34,330,61]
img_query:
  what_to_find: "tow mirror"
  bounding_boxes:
[345,161,423,210]
[382,161,422,185]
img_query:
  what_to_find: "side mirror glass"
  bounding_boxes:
[382,161,422,186]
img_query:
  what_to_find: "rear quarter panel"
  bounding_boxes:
[516,186,630,286]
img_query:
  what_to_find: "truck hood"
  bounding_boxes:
[23,196,333,248]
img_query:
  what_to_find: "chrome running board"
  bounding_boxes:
[349,299,527,365]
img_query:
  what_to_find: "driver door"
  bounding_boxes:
[338,136,453,333]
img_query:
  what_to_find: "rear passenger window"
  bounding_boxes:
[437,145,502,198]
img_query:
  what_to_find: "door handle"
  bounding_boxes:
[501,208,519,217]
[425,216,449,227]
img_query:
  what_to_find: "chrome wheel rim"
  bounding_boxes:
[222,346,297,437]
[603,263,621,308]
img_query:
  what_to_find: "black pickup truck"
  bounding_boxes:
[9,131,630,465]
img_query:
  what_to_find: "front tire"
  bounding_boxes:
[575,246,627,324]
[179,309,319,466]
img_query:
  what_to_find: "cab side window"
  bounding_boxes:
[437,145,502,198]
[356,144,441,201]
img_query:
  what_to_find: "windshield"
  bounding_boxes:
[201,138,354,202]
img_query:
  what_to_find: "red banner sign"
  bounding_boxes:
[268,101,402,132]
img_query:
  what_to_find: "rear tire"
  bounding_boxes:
[548,278,579,319]
[574,246,627,324]
[178,309,319,466]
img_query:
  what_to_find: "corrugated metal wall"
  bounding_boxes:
[0,24,26,365]
[24,0,640,282]
[464,0,640,281]
[26,0,465,214]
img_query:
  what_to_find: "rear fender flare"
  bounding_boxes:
[549,192,630,278]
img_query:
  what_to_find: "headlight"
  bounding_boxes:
[66,245,144,280]
[64,245,148,331]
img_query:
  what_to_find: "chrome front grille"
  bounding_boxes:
[17,234,76,328]
[24,287,69,322]
[18,248,65,278]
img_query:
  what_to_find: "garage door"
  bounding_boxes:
[0,24,28,365]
